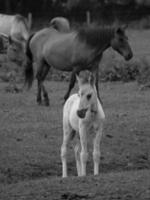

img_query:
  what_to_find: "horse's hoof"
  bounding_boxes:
[62,99,66,105]
[37,100,42,105]
[64,95,69,102]
[44,100,50,106]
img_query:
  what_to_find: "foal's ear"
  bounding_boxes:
[76,74,82,87]
[89,73,96,87]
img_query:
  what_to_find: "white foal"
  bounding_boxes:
[61,71,105,177]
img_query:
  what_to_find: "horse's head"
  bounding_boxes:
[110,25,133,61]
[7,35,26,64]
[76,71,98,119]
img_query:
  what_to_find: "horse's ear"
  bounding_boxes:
[8,36,13,44]
[115,27,124,35]
[115,24,128,35]
[122,24,128,30]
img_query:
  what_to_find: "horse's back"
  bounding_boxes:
[63,94,79,132]
[0,14,29,40]
[0,14,15,34]
[11,14,29,40]
[31,27,76,69]
[30,28,59,59]
[43,31,76,69]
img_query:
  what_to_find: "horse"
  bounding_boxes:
[61,70,105,177]
[50,17,70,32]
[0,13,32,63]
[24,25,133,106]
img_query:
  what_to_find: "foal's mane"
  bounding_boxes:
[78,70,95,86]
[77,26,115,50]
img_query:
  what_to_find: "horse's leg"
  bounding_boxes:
[64,68,79,102]
[37,79,42,105]
[93,121,104,175]
[36,61,44,105]
[41,84,49,106]
[79,123,88,176]
[40,63,51,106]
[93,66,103,105]
[74,138,81,176]
[61,123,72,178]
[36,61,50,106]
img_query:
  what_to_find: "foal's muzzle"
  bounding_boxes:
[77,108,88,119]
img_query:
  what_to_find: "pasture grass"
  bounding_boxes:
[0,29,150,199]
[1,169,150,200]
[0,81,149,190]
[0,82,150,200]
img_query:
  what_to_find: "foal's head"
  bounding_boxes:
[76,71,98,119]
[111,25,133,60]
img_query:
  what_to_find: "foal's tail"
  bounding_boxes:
[24,33,34,89]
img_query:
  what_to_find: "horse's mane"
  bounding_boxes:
[77,26,115,49]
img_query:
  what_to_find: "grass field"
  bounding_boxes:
[0,80,150,199]
[0,29,150,199]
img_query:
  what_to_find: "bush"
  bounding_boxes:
[136,57,150,85]
[99,57,140,82]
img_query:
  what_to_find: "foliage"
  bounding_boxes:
[0,0,150,23]
[99,58,140,82]
[136,57,150,85]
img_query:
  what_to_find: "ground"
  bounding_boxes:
[0,29,150,199]
[0,80,150,200]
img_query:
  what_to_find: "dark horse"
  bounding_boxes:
[24,25,133,106]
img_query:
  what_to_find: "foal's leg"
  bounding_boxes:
[93,121,104,175]
[79,123,88,176]
[74,138,81,176]
[61,123,73,178]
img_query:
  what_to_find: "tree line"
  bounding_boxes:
[0,0,150,23]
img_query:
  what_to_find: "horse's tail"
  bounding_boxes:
[24,33,34,89]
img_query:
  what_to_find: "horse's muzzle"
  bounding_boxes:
[77,108,88,119]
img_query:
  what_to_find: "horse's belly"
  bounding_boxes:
[45,51,73,71]
[43,36,75,71]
